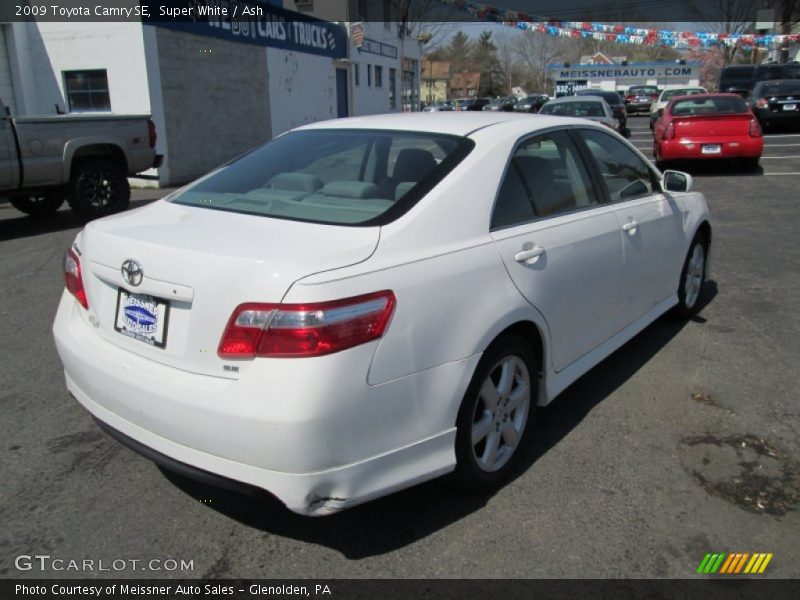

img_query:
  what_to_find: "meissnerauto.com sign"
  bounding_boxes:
[550,65,698,81]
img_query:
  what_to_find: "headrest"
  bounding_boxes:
[268,172,324,192]
[321,180,381,199]
[393,149,437,183]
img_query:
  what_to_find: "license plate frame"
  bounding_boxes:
[784,103,797,111]
[114,289,170,348]
[701,144,722,155]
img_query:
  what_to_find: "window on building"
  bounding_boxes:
[389,68,397,108]
[64,70,111,112]
[383,0,392,26]
[367,64,372,87]
[353,63,360,86]
[375,65,383,88]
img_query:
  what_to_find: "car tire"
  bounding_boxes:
[673,232,708,319]
[66,159,131,221]
[741,157,760,172]
[9,188,65,217]
[452,333,538,490]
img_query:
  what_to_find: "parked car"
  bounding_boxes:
[653,93,763,171]
[54,112,711,516]
[538,96,618,130]
[455,97,491,111]
[747,79,800,130]
[0,97,161,220]
[574,89,628,133]
[649,86,707,129]
[625,85,660,114]
[718,63,800,97]
[423,101,454,112]
[513,95,550,114]
[482,97,517,112]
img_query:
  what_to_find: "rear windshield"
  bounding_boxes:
[576,90,619,104]
[169,129,473,226]
[756,81,800,96]
[629,86,658,95]
[661,88,705,100]
[540,101,606,117]
[670,96,748,116]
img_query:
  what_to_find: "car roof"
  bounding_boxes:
[662,84,705,90]
[548,96,608,103]
[293,112,599,137]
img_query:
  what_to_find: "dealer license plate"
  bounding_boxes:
[784,104,797,111]
[701,144,722,155]
[114,290,170,348]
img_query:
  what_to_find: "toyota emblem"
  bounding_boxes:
[121,260,143,287]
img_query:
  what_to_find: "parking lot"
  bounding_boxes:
[1,115,799,579]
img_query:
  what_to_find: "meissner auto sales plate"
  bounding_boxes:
[114,290,170,348]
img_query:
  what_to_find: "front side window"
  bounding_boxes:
[491,130,598,229]
[170,130,473,226]
[579,129,657,202]
[64,70,110,112]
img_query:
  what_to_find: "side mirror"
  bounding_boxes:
[663,170,692,193]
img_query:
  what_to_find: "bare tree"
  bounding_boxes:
[700,0,758,64]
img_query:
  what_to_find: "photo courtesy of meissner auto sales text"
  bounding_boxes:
[2,0,800,598]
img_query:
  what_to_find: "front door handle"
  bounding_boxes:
[514,246,545,264]
[622,219,638,235]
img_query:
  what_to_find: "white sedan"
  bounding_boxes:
[53,113,712,516]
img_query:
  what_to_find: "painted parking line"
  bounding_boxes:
[761,156,800,159]
[763,143,800,147]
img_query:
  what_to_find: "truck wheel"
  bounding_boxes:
[66,159,130,221]
[10,189,65,217]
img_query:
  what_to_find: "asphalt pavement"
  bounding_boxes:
[1,116,798,579]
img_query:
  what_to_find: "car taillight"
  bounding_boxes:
[64,248,88,309]
[626,95,635,101]
[749,118,762,137]
[218,290,396,359]
[756,98,768,109]
[663,122,675,141]
[147,119,157,148]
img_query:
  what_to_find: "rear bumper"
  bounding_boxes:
[53,292,475,515]
[658,137,763,160]
[753,109,800,125]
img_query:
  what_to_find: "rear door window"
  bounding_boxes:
[491,130,598,229]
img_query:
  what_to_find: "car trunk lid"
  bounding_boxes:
[77,200,380,379]
[673,113,754,138]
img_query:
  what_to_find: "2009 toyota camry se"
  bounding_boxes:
[53,113,711,516]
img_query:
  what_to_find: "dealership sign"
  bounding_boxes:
[148,0,347,59]
[550,64,698,81]
[358,38,399,59]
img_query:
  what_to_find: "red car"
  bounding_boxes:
[653,93,763,171]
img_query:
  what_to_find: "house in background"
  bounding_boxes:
[421,60,451,104]
[450,72,481,98]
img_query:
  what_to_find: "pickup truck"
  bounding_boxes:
[1,97,162,220]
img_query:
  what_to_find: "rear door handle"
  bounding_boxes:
[514,246,545,264]
[622,219,638,235]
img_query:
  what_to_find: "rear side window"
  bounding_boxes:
[491,130,598,229]
[170,129,473,226]
[540,101,606,117]
[579,129,657,202]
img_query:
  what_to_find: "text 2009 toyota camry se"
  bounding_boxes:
[53,113,711,515]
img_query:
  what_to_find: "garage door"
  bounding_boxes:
[0,25,17,115]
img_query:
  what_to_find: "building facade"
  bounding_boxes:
[549,61,701,96]
[0,0,421,186]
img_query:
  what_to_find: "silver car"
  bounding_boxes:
[538,96,618,130]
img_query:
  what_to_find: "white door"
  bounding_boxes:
[490,129,626,372]
[577,128,686,320]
